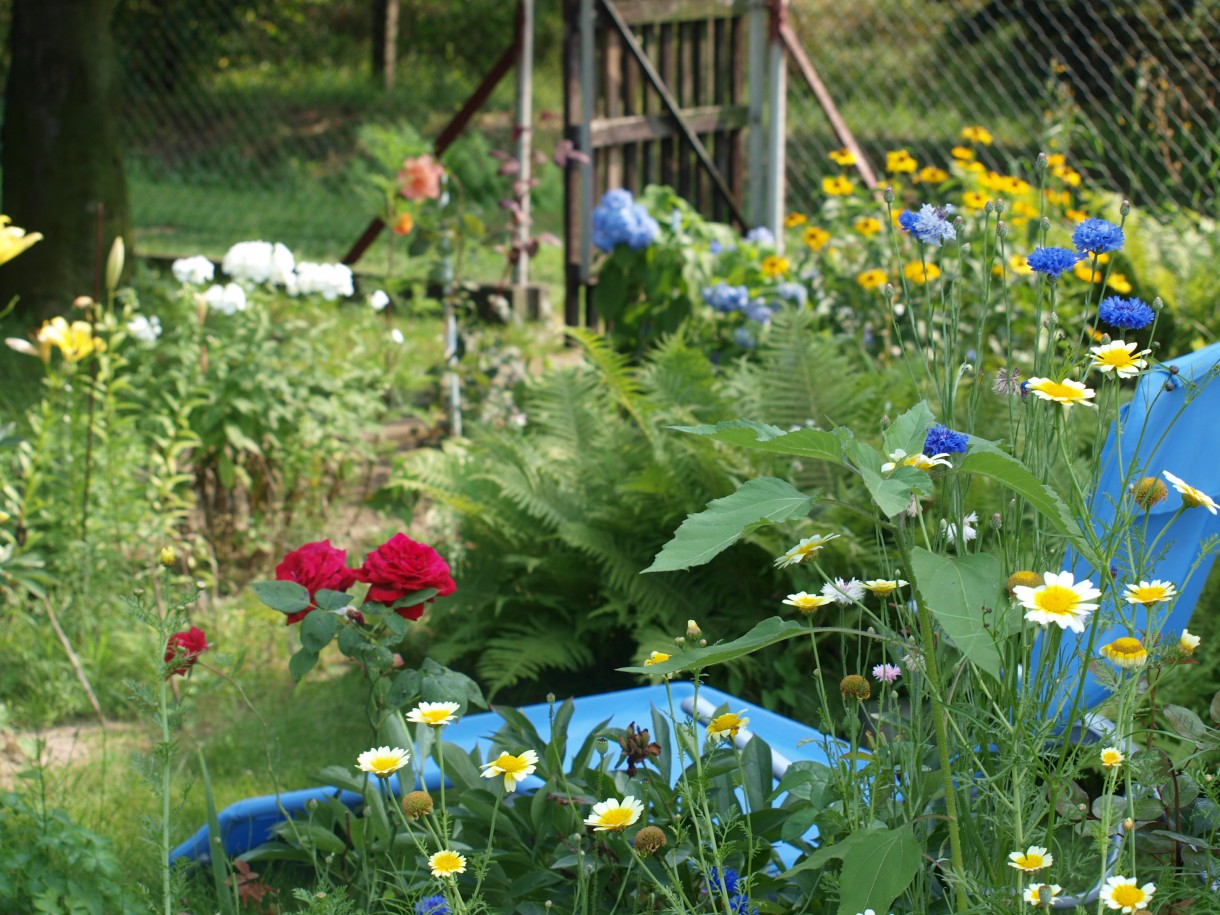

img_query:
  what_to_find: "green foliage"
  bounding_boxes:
[0,789,140,914]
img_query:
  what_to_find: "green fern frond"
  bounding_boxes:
[566,327,655,442]
[477,624,595,698]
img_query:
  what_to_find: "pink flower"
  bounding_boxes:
[397,155,445,201]
[872,663,902,683]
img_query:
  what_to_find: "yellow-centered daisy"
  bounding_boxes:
[428,850,467,878]
[1122,579,1176,605]
[1013,571,1100,633]
[1025,377,1097,409]
[1099,637,1148,669]
[1100,746,1125,769]
[862,579,907,596]
[1099,876,1155,913]
[479,749,539,793]
[881,449,952,473]
[1008,845,1052,872]
[774,533,840,568]
[1163,470,1218,514]
[583,795,644,832]
[407,701,461,728]
[356,746,410,779]
[1179,628,1200,655]
[706,710,749,741]
[1090,341,1150,378]
[782,591,835,614]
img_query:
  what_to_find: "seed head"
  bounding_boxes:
[633,825,667,856]
[1131,477,1168,510]
[401,790,434,819]
[839,674,871,701]
[1007,570,1044,594]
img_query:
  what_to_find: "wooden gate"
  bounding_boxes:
[563,0,757,327]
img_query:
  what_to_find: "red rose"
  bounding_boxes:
[354,532,456,619]
[275,540,358,625]
[165,626,208,677]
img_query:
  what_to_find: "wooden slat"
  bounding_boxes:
[678,21,695,204]
[591,105,750,147]
[615,0,749,25]
[659,22,677,186]
[729,13,746,209]
[603,27,624,187]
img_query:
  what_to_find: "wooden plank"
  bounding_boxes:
[640,22,653,187]
[730,11,746,217]
[678,20,695,203]
[590,106,750,147]
[604,27,623,187]
[615,0,749,25]
[622,16,640,190]
[659,21,677,186]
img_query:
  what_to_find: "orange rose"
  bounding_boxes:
[397,155,445,202]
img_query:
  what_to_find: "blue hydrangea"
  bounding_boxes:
[702,282,750,313]
[1026,246,1081,278]
[923,424,969,456]
[744,299,774,324]
[707,867,741,895]
[776,281,808,307]
[900,203,957,246]
[1098,295,1155,329]
[416,896,450,915]
[1072,218,1125,255]
[745,226,775,245]
[591,189,659,252]
[733,328,757,349]
[709,239,724,255]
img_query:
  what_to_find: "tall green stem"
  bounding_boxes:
[158,654,173,915]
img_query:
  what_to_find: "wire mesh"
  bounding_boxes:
[785,0,1220,217]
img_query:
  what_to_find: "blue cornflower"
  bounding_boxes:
[776,281,808,307]
[1098,295,1155,330]
[744,299,774,324]
[1026,246,1081,279]
[900,203,957,246]
[1072,218,1125,255]
[707,867,741,895]
[923,424,969,456]
[745,226,775,245]
[728,895,759,915]
[702,282,750,314]
[416,896,450,915]
[733,328,756,350]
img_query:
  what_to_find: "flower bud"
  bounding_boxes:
[1035,152,1049,172]
[106,237,125,294]
[1120,199,1131,216]
[883,186,895,203]
[595,736,609,754]
[159,546,176,568]
[401,790,434,819]
[633,825,667,856]
[1123,817,1135,831]
[685,619,701,639]
[73,295,95,310]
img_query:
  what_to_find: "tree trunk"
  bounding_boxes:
[1,0,130,319]
[371,0,400,90]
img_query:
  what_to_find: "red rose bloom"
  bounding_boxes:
[165,626,208,677]
[355,533,456,619]
[275,539,358,625]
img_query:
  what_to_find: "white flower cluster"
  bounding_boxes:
[294,261,354,301]
[126,314,162,343]
[171,255,215,286]
[221,241,296,287]
[204,283,248,316]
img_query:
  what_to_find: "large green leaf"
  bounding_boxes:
[644,477,815,573]
[782,825,920,915]
[842,439,930,518]
[882,401,936,457]
[910,547,1005,679]
[250,580,310,615]
[618,616,808,675]
[958,449,1095,564]
[671,420,842,462]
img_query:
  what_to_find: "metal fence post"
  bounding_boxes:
[513,0,534,299]
[747,0,767,230]
[766,0,787,243]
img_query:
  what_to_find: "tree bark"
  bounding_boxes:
[1,0,130,319]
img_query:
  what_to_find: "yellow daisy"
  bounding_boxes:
[961,190,989,211]
[1099,876,1155,913]
[917,166,949,184]
[1013,571,1100,633]
[583,795,644,832]
[903,261,941,284]
[428,849,467,878]
[1179,628,1201,655]
[1008,845,1052,873]
[822,175,855,196]
[828,147,857,166]
[782,591,835,614]
[1100,637,1149,669]
[1100,746,1125,769]
[355,746,410,779]
[802,226,830,251]
[886,149,918,174]
[1164,470,1218,514]
[881,449,952,473]
[407,701,461,728]
[479,749,539,793]
[950,145,975,161]
[774,533,840,568]
[761,255,790,278]
[1106,273,1133,294]
[1090,341,1150,378]
[960,125,993,145]
[1065,208,1089,223]
[1025,377,1097,410]
[1122,579,1176,605]
[862,579,907,596]
[856,268,888,290]
[1045,188,1072,206]
[784,211,808,228]
[707,711,749,741]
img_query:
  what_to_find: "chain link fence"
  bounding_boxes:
[785,0,1220,216]
[1,1,1215,265]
